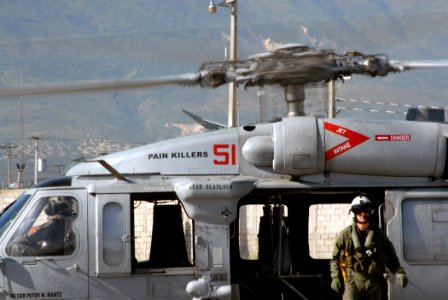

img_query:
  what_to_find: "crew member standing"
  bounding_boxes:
[330,195,408,299]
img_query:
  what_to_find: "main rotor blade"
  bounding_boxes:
[0,73,202,97]
[389,59,448,71]
[3,46,448,98]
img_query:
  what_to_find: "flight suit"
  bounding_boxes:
[330,223,406,300]
[10,215,67,256]
[9,201,74,257]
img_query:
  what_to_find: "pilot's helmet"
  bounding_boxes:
[350,195,373,214]
[44,201,71,217]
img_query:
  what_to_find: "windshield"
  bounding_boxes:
[0,193,31,238]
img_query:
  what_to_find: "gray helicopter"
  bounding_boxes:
[0,45,448,300]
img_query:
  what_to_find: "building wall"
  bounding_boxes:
[0,189,23,210]
[238,203,352,259]
[308,203,352,258]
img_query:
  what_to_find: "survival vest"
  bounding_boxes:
[339,223,388,276]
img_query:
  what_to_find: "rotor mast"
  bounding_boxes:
[284,84,306,117]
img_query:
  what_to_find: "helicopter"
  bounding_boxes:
[0,44,448,300]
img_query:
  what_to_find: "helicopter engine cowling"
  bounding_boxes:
[246,117,448,178]
[242,136,274,167]
[272,117,323,175]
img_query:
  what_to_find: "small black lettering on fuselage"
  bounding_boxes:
[148,151,208,160]
[171,151,208,159]
[8,292,62,299]
[46,292,62,297]
[205,184,232,190]
[189,183,232,190]
[148,153,169,159]
[189,184,203,190]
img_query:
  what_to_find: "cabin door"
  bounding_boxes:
[1,189,88,299]
[385,189,448,300]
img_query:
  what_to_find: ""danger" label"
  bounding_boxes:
[375,134,411,141]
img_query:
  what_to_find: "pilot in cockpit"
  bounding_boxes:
[9,198,76,257]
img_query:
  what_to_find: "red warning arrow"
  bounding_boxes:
[324,122,370,161]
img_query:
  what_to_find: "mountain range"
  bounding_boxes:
[0,0,447,186]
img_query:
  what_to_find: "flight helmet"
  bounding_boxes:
[44,201,71,217]
[350,195,373,220]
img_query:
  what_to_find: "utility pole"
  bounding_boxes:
[18,71,25,188]
[328,80,336,118]
[0,144,18,187]
[208,0,238,127]
[227,0,237,127]
[30,136,44,185]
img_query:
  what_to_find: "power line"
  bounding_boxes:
[336,97,448,116]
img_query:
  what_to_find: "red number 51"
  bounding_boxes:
[213,144,236,165]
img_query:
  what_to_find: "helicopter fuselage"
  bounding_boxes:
[0,116,447,299]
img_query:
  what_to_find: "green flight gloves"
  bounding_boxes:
[395,270,408,287]
[331,277,342,294]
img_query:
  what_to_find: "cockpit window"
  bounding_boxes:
[0,193,30,238]
[6,196,78,257]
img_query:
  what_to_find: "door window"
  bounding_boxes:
[6,196,78,257]
[402,198,448,262]
[132,198,193,269]
[239,204,288,261]
[103,202,125,266]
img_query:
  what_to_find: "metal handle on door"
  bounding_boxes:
[66,264,79,272]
